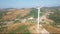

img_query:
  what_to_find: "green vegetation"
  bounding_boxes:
[0,22,8,32]
[40,7,60,28]
[0,10,9,32]
[29,8,38,18]
[10,25,30,34]
[48,9,60,23]
[40,8,60,28]
[40,8,47,16]
[24,8,38,18]
[0,10,8,19]
[48,9,60,27]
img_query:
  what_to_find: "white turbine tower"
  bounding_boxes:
[37,6,50,34]
[36,6,42,33]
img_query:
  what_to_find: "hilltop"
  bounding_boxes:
[0,8,38,33]
[40,6,60,34]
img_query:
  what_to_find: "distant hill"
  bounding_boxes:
[0,8,31,21]
[42,6,60,9]
[41,6,60,14]
[41,6,60,27]
[0,6,60,21]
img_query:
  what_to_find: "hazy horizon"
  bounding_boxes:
[0,0,60,8]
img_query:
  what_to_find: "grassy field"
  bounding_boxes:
[42,24,60,34]
[6,21,37,34]
[9,24,30,34]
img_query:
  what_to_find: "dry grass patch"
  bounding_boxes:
[42,24,60,34]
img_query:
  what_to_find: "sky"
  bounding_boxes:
[0,0,60,8]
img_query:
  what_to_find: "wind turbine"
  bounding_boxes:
[37,6,42,33]
[36,5,50,34]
